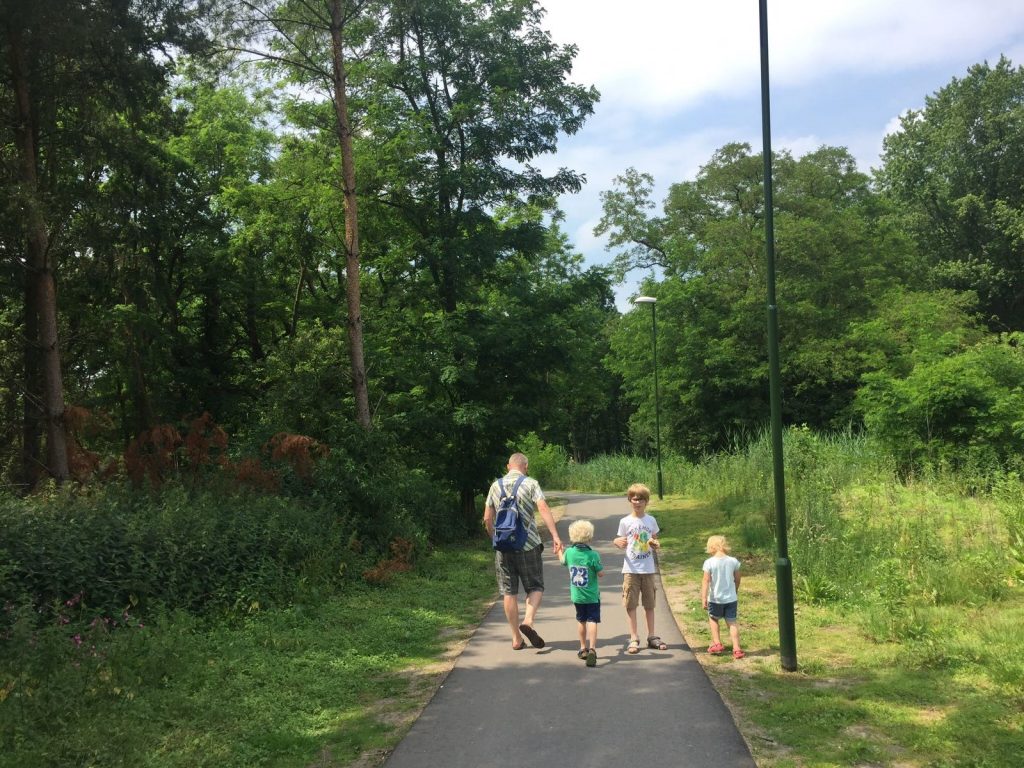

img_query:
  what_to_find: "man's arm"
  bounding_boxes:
[483,500,495,538]
[536,498,562,551]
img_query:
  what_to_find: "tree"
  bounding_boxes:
[224,0,374,428]
[0,0,208,486]
[359,0,598,519]
[602,144,917,455]
[877,56,1024,332]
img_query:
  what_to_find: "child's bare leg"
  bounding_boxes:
[727,620,742,652]
[577,621,587,651]
[625,606,639,640]
[644,606,656,639]
[708,617,723,646]
[587,621,598,650]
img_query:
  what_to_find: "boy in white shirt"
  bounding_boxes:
[613,483,667,654]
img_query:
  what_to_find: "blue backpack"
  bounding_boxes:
[492,475,529,552]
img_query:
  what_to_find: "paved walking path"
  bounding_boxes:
[384,494,756,768]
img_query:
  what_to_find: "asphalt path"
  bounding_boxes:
[383,493,756,768]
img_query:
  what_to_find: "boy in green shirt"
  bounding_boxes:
[558,519,604,667]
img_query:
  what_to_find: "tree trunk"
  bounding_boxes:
[20,273,44,490]
[329,0,371,430]
[7,24,70,482]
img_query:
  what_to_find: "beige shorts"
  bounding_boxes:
[622,573,657,610]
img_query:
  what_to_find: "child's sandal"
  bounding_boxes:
[627,638,641,654]
[577,648,588,660]
[733,649,745,659]
[708,643,725,655]
[647,635,668,650]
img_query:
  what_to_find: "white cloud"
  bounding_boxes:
[543,0,1024,109]
[537,0,1024,280]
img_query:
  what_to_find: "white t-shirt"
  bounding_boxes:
[617,513,660,574]
[703,554,741,604]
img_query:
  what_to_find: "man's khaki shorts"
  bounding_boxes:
[621,572,657,610]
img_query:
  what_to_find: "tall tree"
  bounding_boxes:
[877,56,1024,331]
[0,0,207,486]
[602,144,916,455]
[366,0,598,518]
[224,0,373,428]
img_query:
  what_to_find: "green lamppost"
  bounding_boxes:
[759,0,797,671]
[634,296,664,500]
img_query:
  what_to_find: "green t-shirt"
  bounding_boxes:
[562,543,603,604]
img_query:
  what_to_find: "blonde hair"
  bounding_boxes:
[568,519,595,544]
[626,483,650,501]
[706,535,730,554]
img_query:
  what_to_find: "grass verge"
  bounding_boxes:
[0,542,497,768]
[655,496,1024,768]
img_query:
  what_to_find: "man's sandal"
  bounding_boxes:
[627,638,641,654]
[647,636,668,650]
[518,623,545,648]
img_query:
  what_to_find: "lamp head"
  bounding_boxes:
[634,296,657,304]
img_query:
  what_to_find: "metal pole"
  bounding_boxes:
[650,301,664,500]
[759,0,797,671]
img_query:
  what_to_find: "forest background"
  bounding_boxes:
[2,0,1024,749]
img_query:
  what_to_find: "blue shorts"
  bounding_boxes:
[708,601,738,621]
[574,602,601,624]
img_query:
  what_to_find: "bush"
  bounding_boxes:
[858,336,1024,474]
[512,433,569,488]
[0,482,355,623]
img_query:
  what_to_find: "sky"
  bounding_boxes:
[533,0,1024,309]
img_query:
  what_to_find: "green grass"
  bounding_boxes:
[655,495,1024,768]
[0,542,497,768]
[5,435,1023,767]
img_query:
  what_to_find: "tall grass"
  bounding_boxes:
[529,428,1021,620]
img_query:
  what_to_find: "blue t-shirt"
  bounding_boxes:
[703,554,741,603]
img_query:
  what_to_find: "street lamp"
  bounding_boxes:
[759,0,797,671]
[634,296,663,500]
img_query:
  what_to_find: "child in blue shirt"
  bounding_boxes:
[701,535,744,659]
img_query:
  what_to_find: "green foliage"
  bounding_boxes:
[857,333,1024,473]
[878,56,1024,331]
[512,432,569,488]
[0,543,496,768]
[665,426,1016,609]
[0,483,347,620]
[0,426,466,628]
[603,144,916,458]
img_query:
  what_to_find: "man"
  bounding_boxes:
[483,452,563,650]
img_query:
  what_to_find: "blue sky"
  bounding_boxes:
[535,0,1024,308]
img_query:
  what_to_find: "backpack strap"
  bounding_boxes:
[497,474,527,505]
[510,474,526,500]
